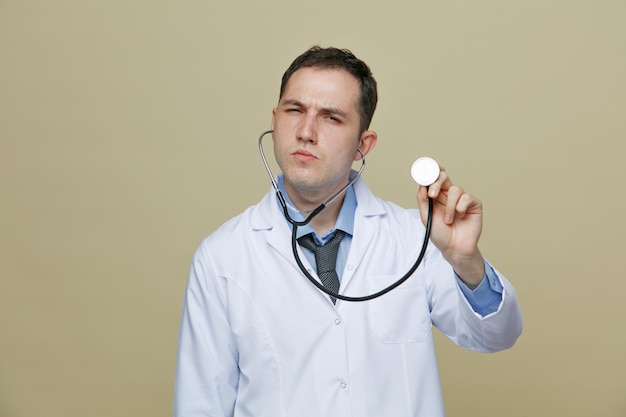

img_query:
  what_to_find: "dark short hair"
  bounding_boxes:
[279,46,378,132]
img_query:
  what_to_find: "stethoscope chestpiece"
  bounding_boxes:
[411,157,440,186]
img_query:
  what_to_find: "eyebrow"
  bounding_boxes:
[281,99,350,120]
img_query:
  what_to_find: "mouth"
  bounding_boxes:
[292,149,317,163]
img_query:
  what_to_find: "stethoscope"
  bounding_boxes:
[258,129,439,302]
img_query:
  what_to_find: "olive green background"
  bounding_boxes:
[1,1,624,416]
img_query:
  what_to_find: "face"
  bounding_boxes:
[271,67,377,206]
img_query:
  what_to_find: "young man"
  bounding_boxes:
[174,46,523,417]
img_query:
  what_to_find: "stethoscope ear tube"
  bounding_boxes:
[259,129,366,227]
[291,195,433,302]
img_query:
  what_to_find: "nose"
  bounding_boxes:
[296,114,317,144]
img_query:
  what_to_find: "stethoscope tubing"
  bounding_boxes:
[290,197,433,302]
[258,129,434,302]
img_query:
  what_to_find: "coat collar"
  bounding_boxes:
[250,173,386,233]
[250,176,387,298]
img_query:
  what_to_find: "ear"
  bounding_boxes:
[355,130,377,160]
[270,108,277,130]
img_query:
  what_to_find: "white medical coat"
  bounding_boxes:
[174,177,523,417]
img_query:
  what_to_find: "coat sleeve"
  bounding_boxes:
[426,249,523,353]
[174,241,239,417]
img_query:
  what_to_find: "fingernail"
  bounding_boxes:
[445,214,452,224]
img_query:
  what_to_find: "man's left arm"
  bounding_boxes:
[416,166,523,350]
[455,259,503,316]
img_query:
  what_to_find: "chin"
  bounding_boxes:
[285,176,318,191]
[284,172,324,193]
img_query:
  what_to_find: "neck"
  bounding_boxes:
[284,183,346,237]
[307,194,345,236]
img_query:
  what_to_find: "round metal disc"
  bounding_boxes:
[411,157,440,186]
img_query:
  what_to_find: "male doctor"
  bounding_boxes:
[174,46,523,417]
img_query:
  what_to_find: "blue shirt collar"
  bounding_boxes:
[275,174,356,244]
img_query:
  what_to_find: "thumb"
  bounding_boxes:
[416,186,430,226]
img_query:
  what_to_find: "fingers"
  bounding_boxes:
[443,185,464,224]
[416,185,430,225]
[426,168,449,199]
[455,193,482,218]
[441,187,482,223]
[419,168,482,225]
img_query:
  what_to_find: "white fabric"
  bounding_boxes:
[174,177,523,417]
